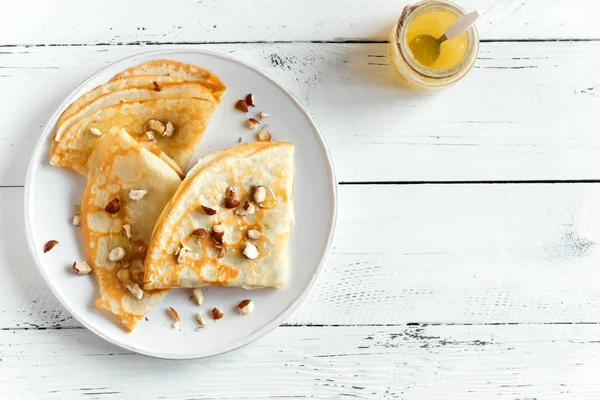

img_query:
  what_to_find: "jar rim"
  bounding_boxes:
[394,0,479,80]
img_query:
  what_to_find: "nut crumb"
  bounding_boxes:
[245,118,260,129]
[239,201,256,216]
[72,261,92,275]
[127,283,144,300]
[211,308,224,320]
[105,198,120,214]
[145,317,149,321]
[196,312,207,328]
[169,307,181,328]
[238,137,243,143]
[163,122,174,137]
[217,246,227,258]
[245,93,255,107]
[224,186,240,209]
[109,247,126,262]
[192,228,208,238]
[72,215,81,226]
[236,299,254,315]
[128,189,147,201]
[253,186,267,204]
[259,112,270,120]
[43,240,59,253]
[89,127,103,137]
[243,242,259,260]
[201,205,218,215]
[235,99,249,113]
[247,229,261,240]
[152,81,161,91]
[192,288,204,306]
[145,119,166,135]
[177,246,187,264]
[123,224,132,239]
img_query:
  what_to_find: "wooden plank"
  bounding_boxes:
[1,0,598,44]
[1,324,600,398]
[4,182,600,329]
[1,42,600,186]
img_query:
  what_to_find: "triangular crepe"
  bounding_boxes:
[143,142,294,290]
[50,97,217,175]
[111,59,226,101]
[81,128,181,332]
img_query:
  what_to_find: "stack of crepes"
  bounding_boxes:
[51,60,295,332]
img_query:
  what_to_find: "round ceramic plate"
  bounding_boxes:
[24,50,337,359]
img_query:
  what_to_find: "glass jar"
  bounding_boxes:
[389,0,479,91]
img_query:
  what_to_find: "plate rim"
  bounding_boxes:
[23,48,338,359]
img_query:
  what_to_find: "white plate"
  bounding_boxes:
[24,49,337,359]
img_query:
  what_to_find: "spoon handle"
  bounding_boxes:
[444,10,479,41]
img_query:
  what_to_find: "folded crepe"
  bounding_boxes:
[81,128,181,332]
[111,59,226,101]
[50,97,217,176]
[143,142,295,290]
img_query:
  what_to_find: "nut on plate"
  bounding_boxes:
[245,118,260,129]
[192,288,204,306]
[72,261,92,275]
[196,312,207,329]
[245,93,255,107]
[236,299,254,315]
[169,307,181,328]
[72,215,81,226]
[259,111,270,120]
[235,99,249,113]
[257,128,271,142]
[43,240,59,253]
[211,307,224,320]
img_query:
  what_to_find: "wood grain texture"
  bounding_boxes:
[2,324,600,398]
[1,0,599,44]
[2,42,600,186]
[4,182,600,329]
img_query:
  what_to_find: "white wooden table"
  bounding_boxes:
[2,0,600,398]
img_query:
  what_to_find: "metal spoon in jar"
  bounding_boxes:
[408,10,479,67]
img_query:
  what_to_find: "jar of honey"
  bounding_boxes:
[389,0,479,91]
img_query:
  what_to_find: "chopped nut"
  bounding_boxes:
[245,118,260,129]
[192,228,208,238]
[196,312,207,328]
[211,308,224,320]
[127,283,144,300]
[257,128,271,142]
[224,186,240,208]
[217,246,227,258]
[212,224,225,245]
[105,197,120,214]
[123,224,132,239]
[152,81,161,91]
[239,201,257,216]
[212,224,225,234]
[236,299,254,315]
[253,186,267,204]
[145,131,155,142]
[235,99,249,112]
[238,136,243,143]
[43,240,59,253]
[192,288,204,306]
[128,189,147,201]
[243,242,259,260]
[145,119,166,135]
[201,205,218,215]
[259,111,270,120]
[163,122,174,137]
[109,247,126,262]
[245,93,255,107]
[72,215,81,226]
[89,127,103,137]
[247,229,261,240]
[169,307,181,328]
[74,204,81,214]
[177,247,187,264]
[72,261,92,275]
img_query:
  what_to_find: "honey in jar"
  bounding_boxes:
[389,0,479,91]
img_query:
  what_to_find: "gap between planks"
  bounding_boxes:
[1,38,600,48]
